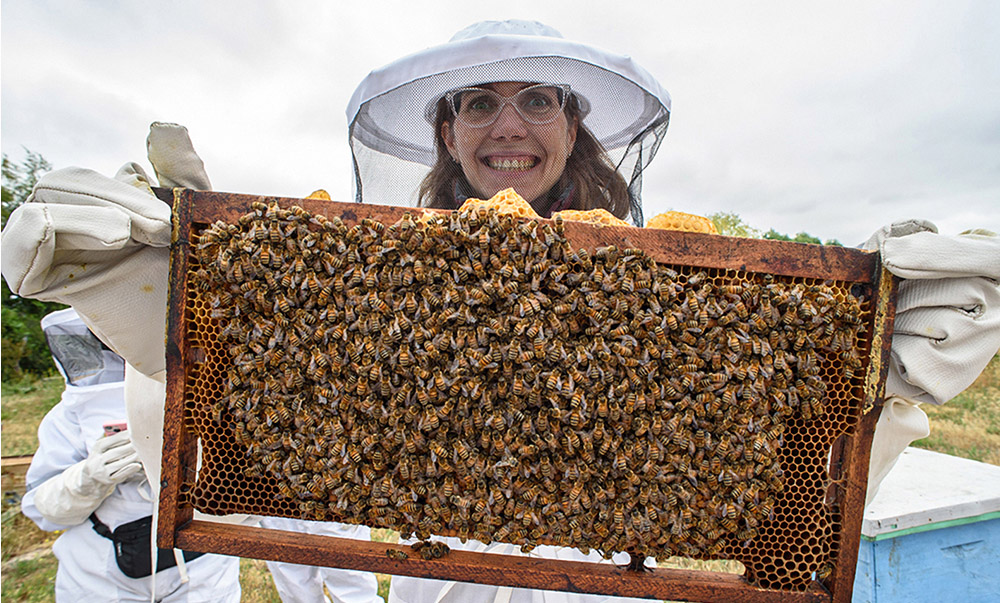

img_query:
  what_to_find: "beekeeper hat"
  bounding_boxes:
[346,19,671,223]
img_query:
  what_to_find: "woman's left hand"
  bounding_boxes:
[864,220,1000,405]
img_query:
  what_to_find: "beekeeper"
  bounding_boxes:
[21,307,241,602]
[0,15,997,603]
[344,19,1000,603]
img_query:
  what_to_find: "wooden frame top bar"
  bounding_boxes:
[173,189,880,283]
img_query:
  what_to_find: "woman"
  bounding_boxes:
[346,19,670,226]
[348,21,672,603]
[345,19,1000,603]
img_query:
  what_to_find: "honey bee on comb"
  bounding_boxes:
[187,188,868,588]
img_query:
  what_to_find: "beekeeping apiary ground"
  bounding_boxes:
[160,189,891,601]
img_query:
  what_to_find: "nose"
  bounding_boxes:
[489,102,528,139]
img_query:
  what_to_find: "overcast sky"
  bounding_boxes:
[2,0,998,245]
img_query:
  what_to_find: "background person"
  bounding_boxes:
[259,515,383,603]
[21,307,241,602]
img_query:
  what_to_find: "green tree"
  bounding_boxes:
[2,150,65,381]
[2,149,51,229]
[763,228,842,246]
[708,212,762,238]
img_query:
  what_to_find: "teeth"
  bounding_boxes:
[488,158,535,171]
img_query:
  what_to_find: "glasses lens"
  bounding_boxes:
[450,85,569,127]
[452,89,501,126]
[515,86,564,123]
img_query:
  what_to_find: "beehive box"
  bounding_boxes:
[854,448,1000,603]
[157,188,896,603]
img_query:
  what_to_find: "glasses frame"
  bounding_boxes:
[445,83,573,128]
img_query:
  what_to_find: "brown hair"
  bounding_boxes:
[418,95,630,218]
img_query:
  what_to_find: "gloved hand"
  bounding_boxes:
[864,220,1000,405]
[863,220,1000,506]
[0,122,210,376]
[32,430,144,526]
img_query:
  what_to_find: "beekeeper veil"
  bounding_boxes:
[41,308,125,387]
[347,20,671,226]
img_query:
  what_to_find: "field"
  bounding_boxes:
[2,355,997,601]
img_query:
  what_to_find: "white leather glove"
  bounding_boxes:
[0,122,210,376]
[864,220,1000,405]
[32,430,143,526]
[865,396,930,506]
[863,220,1000,506]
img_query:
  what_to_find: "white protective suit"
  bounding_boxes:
[259,517,382,603]
[21,310,240,602]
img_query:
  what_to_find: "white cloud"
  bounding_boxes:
[3,0,998,244]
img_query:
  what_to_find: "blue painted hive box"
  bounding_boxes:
[854,447,1000,603]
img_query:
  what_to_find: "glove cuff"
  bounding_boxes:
[33,461,115,526]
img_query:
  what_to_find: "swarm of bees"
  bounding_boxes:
[191,199,865,564]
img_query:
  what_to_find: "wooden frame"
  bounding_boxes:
[157,188,896,602]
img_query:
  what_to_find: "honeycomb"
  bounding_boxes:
[646,211,719,235]
[180,197,873,592]
[553,208,631,228]
[457,188,540,220]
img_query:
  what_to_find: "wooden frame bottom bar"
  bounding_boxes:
[176,521,829,602]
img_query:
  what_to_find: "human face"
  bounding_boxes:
[442,82,578,207]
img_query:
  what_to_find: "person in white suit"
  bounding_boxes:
[21,307,241,602]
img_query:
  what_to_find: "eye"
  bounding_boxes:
[518,88,559,114]
[465,93,497,112]
[522,93,552,109]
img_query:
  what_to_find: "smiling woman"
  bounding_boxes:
[346,19,671,226]
[344,19,676,603]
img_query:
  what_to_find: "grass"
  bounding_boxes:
[2,354,997,601]
[1,375,64,457]
[1,496,59,602]
[911,354,1000,465]
[238,558,282,602]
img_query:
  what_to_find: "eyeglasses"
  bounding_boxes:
[445,84,572,128]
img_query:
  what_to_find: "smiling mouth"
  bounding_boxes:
[484,156,539,171]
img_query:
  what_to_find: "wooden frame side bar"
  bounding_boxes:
[827,266,898,602]
[158,188,196,549]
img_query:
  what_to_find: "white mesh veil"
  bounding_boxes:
[41,308,125,387]
[347,20,671,226]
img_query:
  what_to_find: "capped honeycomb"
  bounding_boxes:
[180,197,873,592]
[457,188,539,220]
[553,208,631,228]
[646,211,719,234]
